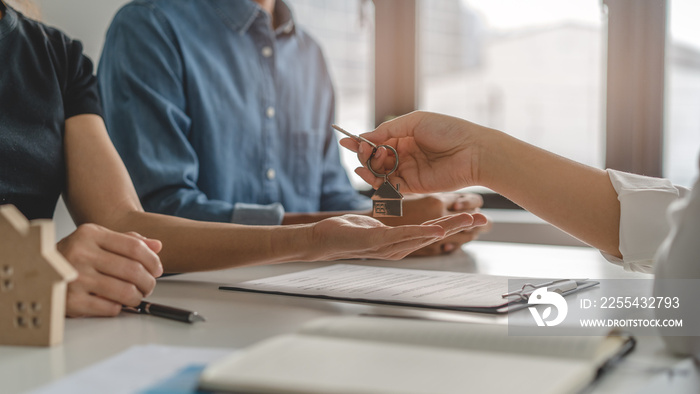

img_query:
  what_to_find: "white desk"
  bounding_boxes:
[1,241,697,393]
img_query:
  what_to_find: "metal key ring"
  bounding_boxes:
[367,144,399,177]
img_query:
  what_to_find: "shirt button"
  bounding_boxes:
[261,46,273,58]
[266,168,276,180]
[266,106,275,118]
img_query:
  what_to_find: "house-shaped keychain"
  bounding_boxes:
[371,180,403,217]
[0,205,77,347]
[329,125,404,217]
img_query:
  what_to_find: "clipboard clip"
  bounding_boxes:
[501,279,582,301]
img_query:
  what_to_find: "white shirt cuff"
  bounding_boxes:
[603,169,685,273]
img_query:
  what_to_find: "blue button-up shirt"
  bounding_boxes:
[98,0,369,225]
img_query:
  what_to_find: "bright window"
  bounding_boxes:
[287,0,375,189]
[418,0,606,168]
[665,0,700,187]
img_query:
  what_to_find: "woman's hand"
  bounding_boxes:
[308,212,486,261]
[57,224,163,317]
[339,111,487,194]
[379,193,490,255]
[340,110,623,258]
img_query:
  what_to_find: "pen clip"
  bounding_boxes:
[501,279,582,301]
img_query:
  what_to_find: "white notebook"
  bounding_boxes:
[198,316,634,394]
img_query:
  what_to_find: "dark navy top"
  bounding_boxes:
[0,2,102,219]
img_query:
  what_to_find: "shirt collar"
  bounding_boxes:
[0,1,18,42]
[210,0,296,36]
[273,0,295,36]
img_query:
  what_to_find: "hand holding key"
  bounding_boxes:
[340,110,634,262]
[334,119,490,255]
[337,112,481,194]
[333,125,404,217]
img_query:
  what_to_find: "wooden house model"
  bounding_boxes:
[371,182,403,217]
[0,205,77,346]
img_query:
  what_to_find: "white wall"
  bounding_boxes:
[34,0,129,239]
[35,0,128,61]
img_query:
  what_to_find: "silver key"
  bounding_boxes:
[332,124,403,217]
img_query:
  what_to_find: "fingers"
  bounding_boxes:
[361,143,383,165]
[341,138,390,189]
[91,273,144,307]
[65,290,122,318]
[354,167,384,189]
[379,234,447,260]
[94,253,157,298]
[340,138,391,175]
[368,223,450,260]
[361,144,397,176]
[407,213,489,256]
[382,221,485,260]
[338,138,382,162]
[97,230,163,277]
[342,135,401,191]
[69,270,144,308]
[372,223,449,259]
[447,193,484,212]
[471,212,489,226]
[57,224,165,318]
[126,231,163,254]
[64,249,153,308]
[369,146,397,176]
[422,212,490,240]
[387,223,486,258]
[361,111,421,143]
[313,213,483,261]
[380,223,446,243]
[440,230,481,251]
[408,233,478,257]
[338,137,359,153]
[355,165,409,191]
[421,213,475,235]
[143,238,163,254]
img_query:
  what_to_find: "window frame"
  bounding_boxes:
[373,0,668,177]
[372,0,668,245]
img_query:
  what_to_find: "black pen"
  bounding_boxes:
[123,301,206,323]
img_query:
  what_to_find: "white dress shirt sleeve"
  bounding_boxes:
[605,166,699,357]
[653,168,700,357]
[602,169,690,273]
